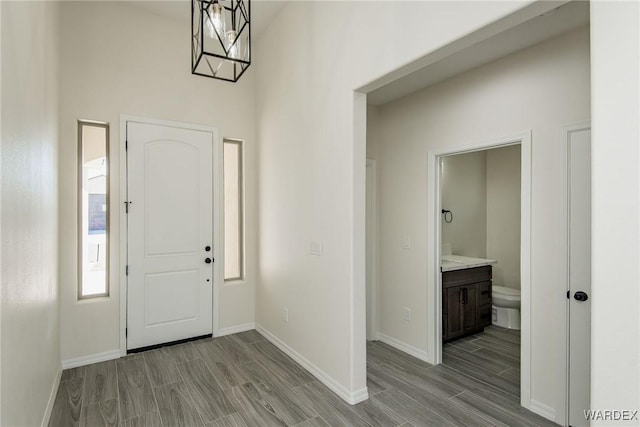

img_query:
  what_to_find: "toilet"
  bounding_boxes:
[491,285,521,330]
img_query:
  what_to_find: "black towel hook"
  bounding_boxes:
[442,209,453,223]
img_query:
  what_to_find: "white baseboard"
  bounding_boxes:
[529,399,556,422]
[41,367,62,427]
[67,323,255,371]
[376,333,430,363]
[256,324,369,405]
[349,386,369,404]
[61,349,121,370]
[215,322,256,337]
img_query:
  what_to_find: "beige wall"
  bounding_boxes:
[1,2,61,425]
[58,1,257,362]
[441,151,488,259]
[255,0,537,401]
[486,145,521,289]
[590,1,640,417]
[370,27,590,412]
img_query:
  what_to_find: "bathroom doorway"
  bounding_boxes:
[439,142,523,400]
[427,132,532,406]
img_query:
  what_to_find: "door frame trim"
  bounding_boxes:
[556,121,591,426]
[366,158,378,340]
[427,130,532,408]
[118,114,223,356]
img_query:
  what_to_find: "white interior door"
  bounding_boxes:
[568,127,591,426]
[126,121,214,350]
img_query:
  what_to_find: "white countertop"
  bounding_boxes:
[441,255,497,272]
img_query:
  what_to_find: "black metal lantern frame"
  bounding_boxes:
[192,0,251,82]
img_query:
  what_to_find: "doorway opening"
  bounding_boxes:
[438,141,524,402]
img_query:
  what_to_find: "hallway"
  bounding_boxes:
[49,328,555,426]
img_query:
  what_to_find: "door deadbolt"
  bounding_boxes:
[205,258,213,264]
[574,291,589,302]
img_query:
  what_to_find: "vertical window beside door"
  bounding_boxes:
[224,139,244,281]
[78,121,109,298]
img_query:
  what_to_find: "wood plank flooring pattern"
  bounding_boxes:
[50,327,557,427]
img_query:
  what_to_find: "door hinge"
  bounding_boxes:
[125,328,128,338]
[125,140,128,150]
[567,290,570,299]
[124,201,132,213]
[126,265,129,276]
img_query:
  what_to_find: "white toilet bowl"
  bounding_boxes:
[492,285,521,330]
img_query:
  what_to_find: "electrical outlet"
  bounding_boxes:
[283,307,289,323]
[403,236,411,249]
[402,307,412,322]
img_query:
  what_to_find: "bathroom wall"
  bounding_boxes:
[441,151,487,258]
[486,145,521,289]
[440,145,521,289]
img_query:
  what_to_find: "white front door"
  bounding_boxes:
[126,121,214,350]
[568,127,591,426]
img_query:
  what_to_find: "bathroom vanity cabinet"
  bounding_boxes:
[442,265,492,342]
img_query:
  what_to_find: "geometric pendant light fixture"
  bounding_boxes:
[192,0,251,82]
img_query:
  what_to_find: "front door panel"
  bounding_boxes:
[127,121,214,350]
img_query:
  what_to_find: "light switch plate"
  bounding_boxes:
[403,236,411,249]
[310,241,323,256]
[403,307,412,322]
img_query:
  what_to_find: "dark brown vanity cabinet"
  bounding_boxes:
[442,265,492,342]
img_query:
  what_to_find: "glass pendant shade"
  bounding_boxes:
[192,0,251,82]
[205,2,225,39]
[226,30,239,59]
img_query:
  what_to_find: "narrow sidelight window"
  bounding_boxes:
[224,139,244,281]
[78,121,109,298]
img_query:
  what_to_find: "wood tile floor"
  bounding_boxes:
[50,328,557,426]
[442,325,523,400]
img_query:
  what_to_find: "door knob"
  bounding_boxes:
[574,291,589,302]
[205,258,212,264]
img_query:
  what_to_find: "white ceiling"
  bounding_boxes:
[126,0,287,39]
[368,1,590,105]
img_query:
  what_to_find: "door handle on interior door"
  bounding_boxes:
[574,291,589,302]
[205,258,213,264]
[460,288,468,304]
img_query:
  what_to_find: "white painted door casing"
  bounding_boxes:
[430,132,532,409]
[366,159,378,341]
